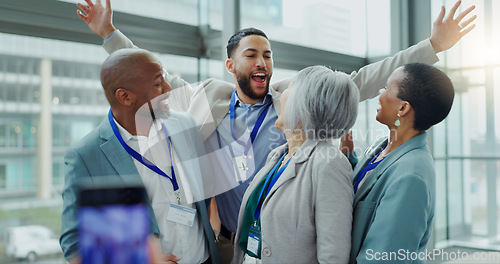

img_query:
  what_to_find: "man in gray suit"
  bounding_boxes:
[60,48,220,264]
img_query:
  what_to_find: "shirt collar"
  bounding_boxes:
[113,118,163,142]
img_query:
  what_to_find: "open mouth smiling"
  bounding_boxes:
[251,72,267,86]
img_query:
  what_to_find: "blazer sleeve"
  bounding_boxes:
[271,39,438,103]
[315,156,354,264]
[350,39,439,101]
[102,30,195,112]
[59,147,91,260]
[355,174,433,264]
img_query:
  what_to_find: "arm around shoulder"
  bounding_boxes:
[60,147,91,260]
[351,39,438,101]
[102,29,137,54]
[355,174,433,264]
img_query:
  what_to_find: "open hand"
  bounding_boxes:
[430,0,477,53]
[340,130,354,155]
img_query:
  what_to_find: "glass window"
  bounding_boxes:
[59,0,200,26]
[366,0,391,57]
[494,68,500,147]
[22,121,36,149]
[239,0,372,57]
[469,160,488,236]
[432,120,447,158]
[447,159,466,239]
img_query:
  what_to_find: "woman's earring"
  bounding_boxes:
[395,113,401,127]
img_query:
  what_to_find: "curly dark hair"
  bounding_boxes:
[397,63,455,131]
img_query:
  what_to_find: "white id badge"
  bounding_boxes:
[166,204,196,227]
[233,155,248,182]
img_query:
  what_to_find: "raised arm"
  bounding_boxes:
[77,0,194,111]
[77,0,115,39]
[77,0,136,52]
[352,0,476,101]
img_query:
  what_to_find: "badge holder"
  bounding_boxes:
[233,155,249,183]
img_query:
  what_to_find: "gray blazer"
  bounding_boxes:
[233,139,354,264]
[59,111,221,264]
[350,133,435,264]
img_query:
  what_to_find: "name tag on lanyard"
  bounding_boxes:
[247,151,292,257]
[229,89,271,183]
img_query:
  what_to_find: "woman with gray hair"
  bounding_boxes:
[232,65,359,264]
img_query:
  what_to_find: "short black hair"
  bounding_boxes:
[226,27,268,58]
[397,63,455,131]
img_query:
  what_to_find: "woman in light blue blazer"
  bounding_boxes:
[349,63,455,264]
[233,66,360,264]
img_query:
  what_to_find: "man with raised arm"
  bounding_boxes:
[75,0,476,262]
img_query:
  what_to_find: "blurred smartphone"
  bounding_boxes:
[77,184,150,264]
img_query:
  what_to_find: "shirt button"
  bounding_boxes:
[251,107,254,111]
[247,129,252,133]
[263,248,272,257]
[247,155,253,159]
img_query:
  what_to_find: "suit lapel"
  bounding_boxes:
[190,79,232,141]
[265,139,320,203]
[166,113,221,263]
[353,138,387,206]
[99,117,161,234]
[197,97,230,141]
[163,114,206,201]
[195,200,221,264]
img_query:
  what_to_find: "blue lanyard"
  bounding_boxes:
[253,151,291,220]
[230,89,272,149]
[108,109,179,191]
[353,149,385,194]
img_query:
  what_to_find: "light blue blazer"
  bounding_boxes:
[59,111,221,264]
[350,133,435,264]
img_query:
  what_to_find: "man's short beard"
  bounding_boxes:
[236,73,269,100]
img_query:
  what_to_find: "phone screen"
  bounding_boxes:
[78,185,150,264]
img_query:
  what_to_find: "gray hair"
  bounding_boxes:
[285,66,360,140]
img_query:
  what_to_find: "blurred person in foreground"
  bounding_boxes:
[60,48,220,264]
[233,65,359,263]
[343,63,455,264]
